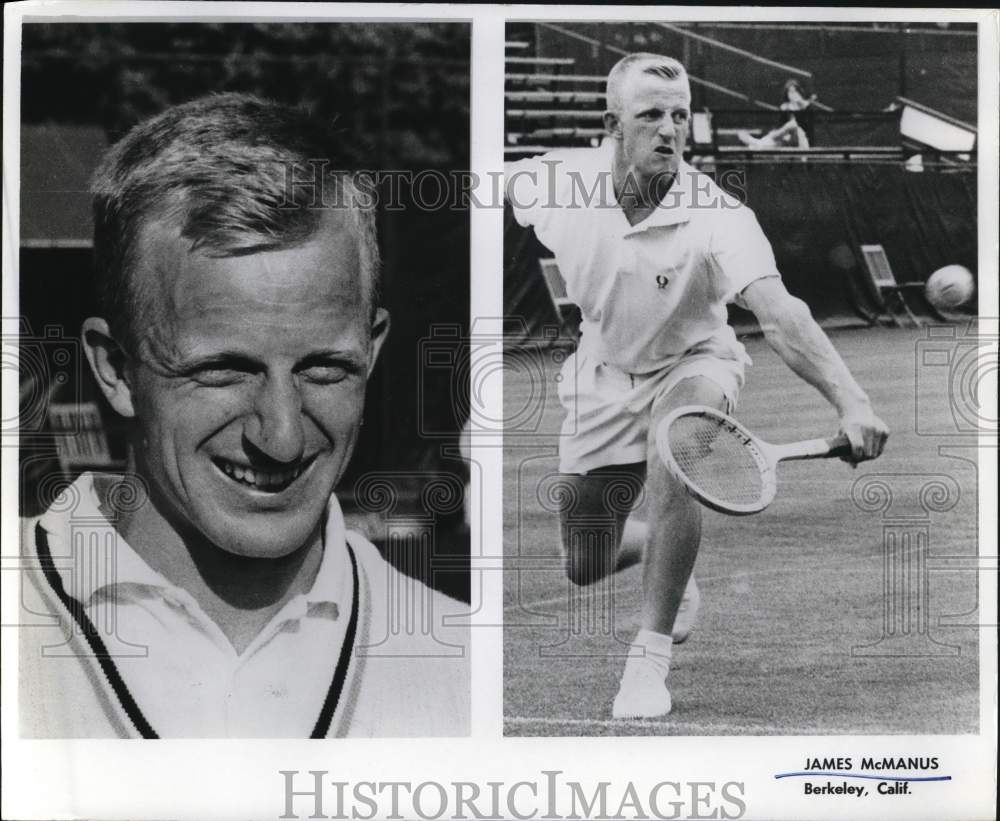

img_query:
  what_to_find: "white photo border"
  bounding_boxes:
[2,4,996,820]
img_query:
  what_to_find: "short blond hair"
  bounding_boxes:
[606,53,690,114]
[92,93,380,351]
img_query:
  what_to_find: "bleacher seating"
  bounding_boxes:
[505,56,575,67]
[505,73,606,85]
[504,22,978,162]
[504,32,610,157]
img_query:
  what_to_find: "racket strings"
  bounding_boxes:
[667,415,765,505]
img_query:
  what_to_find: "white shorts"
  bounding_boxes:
[557,350,747,475]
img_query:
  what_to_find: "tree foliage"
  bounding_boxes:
[21,23,470,169]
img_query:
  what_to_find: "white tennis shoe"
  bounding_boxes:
[612,663,672,719]
[672,575,700,644]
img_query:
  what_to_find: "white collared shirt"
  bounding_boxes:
[506,142,780,374]
[29,473,355,738]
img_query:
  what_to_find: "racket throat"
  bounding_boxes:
[771,435,851,462]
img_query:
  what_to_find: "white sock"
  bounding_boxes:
[629,629,673,680]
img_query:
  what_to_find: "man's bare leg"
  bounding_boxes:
[613,376,727,718]
[558,471,700,638]
[616,517,647,573]
[558,464,645,587]
[617,516,699,642]
[642,377,727,633]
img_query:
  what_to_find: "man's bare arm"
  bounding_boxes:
[741,276,889,462]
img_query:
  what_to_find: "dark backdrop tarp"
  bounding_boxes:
[504,160,977,344]
[524,21,978,125]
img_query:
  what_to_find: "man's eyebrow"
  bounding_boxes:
[177,348,366,368]
[174,351,262,372]
[297,349,366,367]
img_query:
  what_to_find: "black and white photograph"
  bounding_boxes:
[2,5,996,821]
[12,19,471,739]
[502,20,985,736]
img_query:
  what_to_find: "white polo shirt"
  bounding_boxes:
[20,473,470,738]
[506,142,780,374]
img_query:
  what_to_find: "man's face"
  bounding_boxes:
[608,71,691,186]
[124,210,386,559]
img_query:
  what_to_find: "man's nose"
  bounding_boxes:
[658,118,675,139]
[244,376,306,464]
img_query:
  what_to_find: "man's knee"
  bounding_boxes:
[649,376,730,465]
[563,541,617,586]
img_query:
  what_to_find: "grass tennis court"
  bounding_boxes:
[503,324,981,736]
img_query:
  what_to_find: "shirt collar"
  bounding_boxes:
[37,473,171,603]
[37,472,349,609]
[622,159,696,235]
[596,139,695,234]
[306,493,350,606]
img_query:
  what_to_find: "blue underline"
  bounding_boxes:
[774,772,952,782]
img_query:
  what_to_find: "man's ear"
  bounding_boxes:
[603,111,622,139]
[81,317,136,419]
[366,307,390,377]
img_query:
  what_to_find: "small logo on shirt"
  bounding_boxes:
[655,274,670,290]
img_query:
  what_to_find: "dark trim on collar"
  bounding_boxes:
[36,522,159,739]
[35,522,360,740]
[311,540,359,738]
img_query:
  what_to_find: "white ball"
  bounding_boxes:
[925,265,975,309]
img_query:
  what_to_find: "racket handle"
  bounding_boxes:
[775,433,853,461]
[825,433,854,459]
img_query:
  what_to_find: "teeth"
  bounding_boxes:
[217,459,305,489]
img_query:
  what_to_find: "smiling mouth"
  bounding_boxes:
[212,456,315,493]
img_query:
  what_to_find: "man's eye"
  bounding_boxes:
[300,364,352,385]
[192,368,248,387]
[673,111,690,123]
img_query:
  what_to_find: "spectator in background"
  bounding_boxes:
[737,78,816,150]
[780,78,816,144]
[737,118,809,149]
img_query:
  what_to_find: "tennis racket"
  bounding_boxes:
[656,405,852,516]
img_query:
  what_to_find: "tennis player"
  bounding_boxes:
[505,54,888,718]
[19,94,469,737]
